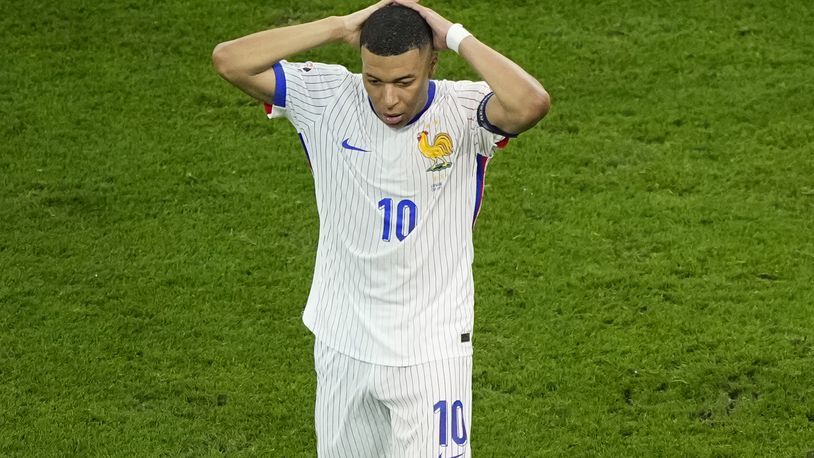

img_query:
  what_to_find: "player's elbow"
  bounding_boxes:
[212,42,241,82]
[525,88,551,125]
[507,89,550,134]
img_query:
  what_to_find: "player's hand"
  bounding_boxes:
[340,0,394,46]
[392,0,453,51]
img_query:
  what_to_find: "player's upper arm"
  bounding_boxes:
[450,81,511,155]
[482,86,550,136]
[212,43,277,104]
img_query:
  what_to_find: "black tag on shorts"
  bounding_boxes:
[461,333,471,343]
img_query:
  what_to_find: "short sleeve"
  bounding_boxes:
[450,80,512,157]
[263,60,353,130]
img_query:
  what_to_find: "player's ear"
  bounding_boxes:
[428,51,438,77]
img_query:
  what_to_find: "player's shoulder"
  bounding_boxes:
[435,79,491,96]
[280,60,354,79]
[434,79,492,111]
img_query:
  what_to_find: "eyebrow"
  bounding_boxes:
[364,73,416,83]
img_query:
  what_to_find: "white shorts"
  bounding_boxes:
[314,339,472,458]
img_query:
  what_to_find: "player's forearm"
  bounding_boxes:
[212,17,345,80]
[458,37,550,134]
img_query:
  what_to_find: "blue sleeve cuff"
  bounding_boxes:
[272,62,287,107]
[476,92,518,138]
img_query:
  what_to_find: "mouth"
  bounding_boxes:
[382,113,404,126]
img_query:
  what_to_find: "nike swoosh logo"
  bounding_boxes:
[341,138,369,153]
[440,454,465,458]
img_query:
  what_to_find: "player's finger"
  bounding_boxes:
[395,0,431,19]
[359,0,393,18]
[366,0,391,12]
[392,0,422,9]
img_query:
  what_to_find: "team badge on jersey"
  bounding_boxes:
[417,130,454,172]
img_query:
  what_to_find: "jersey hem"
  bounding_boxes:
[303,317,473,367]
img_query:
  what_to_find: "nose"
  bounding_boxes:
[383,84,398,109]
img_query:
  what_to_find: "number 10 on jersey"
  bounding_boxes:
[378,198,417,242]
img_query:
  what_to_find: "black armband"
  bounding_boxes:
[476,92,519,138]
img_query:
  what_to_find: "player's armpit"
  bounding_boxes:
[226,67,278,105]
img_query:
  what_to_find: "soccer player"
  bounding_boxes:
[212,1,549,456]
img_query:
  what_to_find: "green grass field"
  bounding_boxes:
[2,0,813,456]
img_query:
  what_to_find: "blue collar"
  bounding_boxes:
[367,80,436,127]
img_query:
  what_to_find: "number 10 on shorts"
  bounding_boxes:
[434,399,468,447]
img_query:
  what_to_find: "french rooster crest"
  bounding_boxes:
[416,130,454,172]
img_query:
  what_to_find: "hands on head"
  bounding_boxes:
[392,0,453,51]
[342,0,453,51]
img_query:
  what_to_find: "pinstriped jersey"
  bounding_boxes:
[265,60,505,366]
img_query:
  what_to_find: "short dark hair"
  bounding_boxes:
[360,5,433,56]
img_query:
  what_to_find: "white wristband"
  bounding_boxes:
[446,23,472,54]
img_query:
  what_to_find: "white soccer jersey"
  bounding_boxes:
[265,60,507,366]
